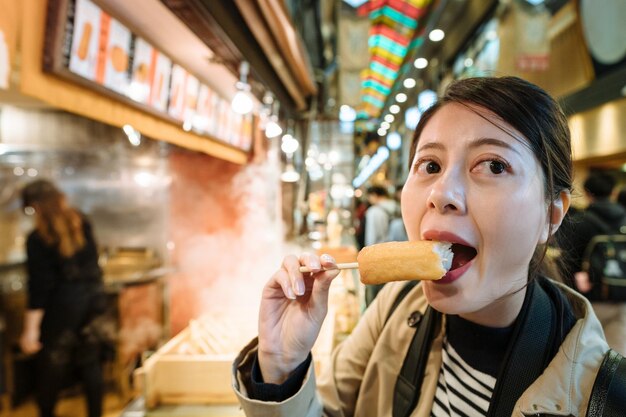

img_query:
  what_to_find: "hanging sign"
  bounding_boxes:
[514,2,551,72]
[43,0,253,151]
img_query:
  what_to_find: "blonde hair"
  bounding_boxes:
[22,180,86,257]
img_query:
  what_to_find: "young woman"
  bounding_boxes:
[20,179,105,417]
[232,77,610,416]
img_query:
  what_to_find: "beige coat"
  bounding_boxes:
[233,281,609,417]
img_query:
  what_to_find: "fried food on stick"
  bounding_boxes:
[298,241,452,283]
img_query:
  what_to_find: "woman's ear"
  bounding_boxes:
[540,190,571,243]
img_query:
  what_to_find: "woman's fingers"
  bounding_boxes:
[312,254,339,296]
[268,253,340,301]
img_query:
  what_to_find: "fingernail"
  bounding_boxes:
[286,287,296,299]
[311,261,321,271]
[295,280,305,295]
[320,254,335,263]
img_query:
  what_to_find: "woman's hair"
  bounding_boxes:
[408,76,573,283]
[21,179,86,258]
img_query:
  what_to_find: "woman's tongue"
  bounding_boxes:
[450,244,477,271]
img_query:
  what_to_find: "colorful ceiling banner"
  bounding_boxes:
[356,0,434,119]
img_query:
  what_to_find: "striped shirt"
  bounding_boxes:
[431,341,496,417]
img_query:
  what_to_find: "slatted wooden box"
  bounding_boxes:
[135,311,336,409]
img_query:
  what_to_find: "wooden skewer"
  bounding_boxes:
[299,262,359,273]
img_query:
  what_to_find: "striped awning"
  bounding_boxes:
[357,0,434,119]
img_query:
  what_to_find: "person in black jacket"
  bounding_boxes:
[556,171,626,355]
[558,172,626,292]
[19,179,105,417]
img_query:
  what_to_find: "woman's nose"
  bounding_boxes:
[427,171,466,214]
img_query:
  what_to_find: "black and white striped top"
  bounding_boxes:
[430,315,514,417]
[431,342,496,417]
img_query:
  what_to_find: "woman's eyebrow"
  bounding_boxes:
[417,137,522,156]
[416,142,445,153]
[469,137,522,156]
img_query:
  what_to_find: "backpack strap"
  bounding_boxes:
[381,280,441,417]
[586,349,626,417]
[393,306,441,417]
[487,278,556,417]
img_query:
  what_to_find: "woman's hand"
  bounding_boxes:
[20,309,44,355]
[257,253,340,384]
[20,328,42,355]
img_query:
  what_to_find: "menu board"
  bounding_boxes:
[167,64,186,121]
[150,51,172,112]
[47,0,253,152]
[182,73,199,124]
[68,0,100,80]
[97,16,131,95]
[129,37,154,104]
[193,84,213,133]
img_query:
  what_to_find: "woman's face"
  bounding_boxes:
[402,103,558,326]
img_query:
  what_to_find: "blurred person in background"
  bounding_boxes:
[19,179,106,417]
[364,185,399,304]
[387,183,408,242]
[556,171,626,355]
[353,196,369,250]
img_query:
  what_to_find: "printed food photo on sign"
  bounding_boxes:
[97,16,131,95]
[208,91,221,137]
[182,74,199,127]
[68,0,101,80]
[167,64,187,121]
[193,84,213,133]
[129,37,154,104]
[239,114,253,151]
[150,52,172,112]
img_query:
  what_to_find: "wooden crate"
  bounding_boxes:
[135,311,336,409]
[135,327,238,407]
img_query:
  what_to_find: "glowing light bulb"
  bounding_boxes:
[232,90,253,114]
[265,117,283,138]
[429,29,445,42]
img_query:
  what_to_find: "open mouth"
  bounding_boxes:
[449,243,477,271]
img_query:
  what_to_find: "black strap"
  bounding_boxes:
[392,306,440,417]
[386,279,561,417]
[587,349,626,417]
[382,281,439,417]
[487,280,556,417]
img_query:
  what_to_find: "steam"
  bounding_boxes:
[168,156,297,343]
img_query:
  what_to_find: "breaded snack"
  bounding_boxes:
[77,22,92,61]
[358,241,452,284]
[110,45,128,72]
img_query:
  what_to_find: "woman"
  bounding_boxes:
[232,77,611,416]
[19,179,105,417]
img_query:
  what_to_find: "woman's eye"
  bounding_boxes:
[489,160,506,174]
[474,159,509,175]
[416,160,441,174]
[426,161,441,174]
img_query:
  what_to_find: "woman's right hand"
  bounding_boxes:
[257,253,340,384]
